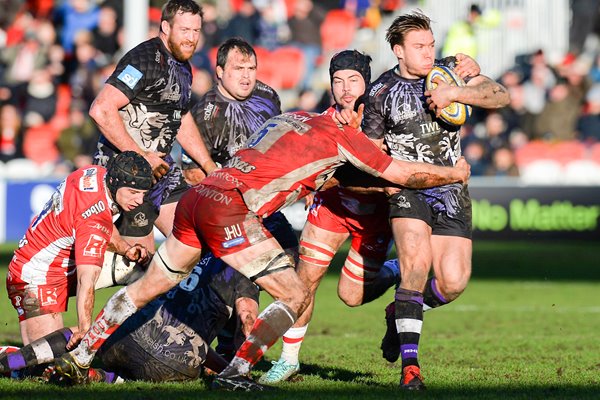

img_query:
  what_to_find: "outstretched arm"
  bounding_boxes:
[381,156,471,189]
[68,264,102,349]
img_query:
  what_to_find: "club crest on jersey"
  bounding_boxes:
[118,64,143,89]
[80,168,99,192]
[83,234,107,258]
[41,288,58,307]
[394,195,411,209]
[132,212,149,227]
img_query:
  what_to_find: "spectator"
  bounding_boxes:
[70,32,102,114]
[255,0,290,50]
[21,67,57,131]
[485,146,520,177]
[92,5,121,62]
[287,0,326,89]
[53,0,100,56]
[57,106,99,171]
[577,83,600,142]
[442,4,482,59]
[533,77,583,141]
[223,0,260,45]
[500,83,537,139]
[199,0,223,50]
[463,139,488,176]
[0,29,50,156]
[476,111,511,157]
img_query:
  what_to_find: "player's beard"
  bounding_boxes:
[169,37,196,62]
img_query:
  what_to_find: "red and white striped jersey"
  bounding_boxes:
[7,166,116,287]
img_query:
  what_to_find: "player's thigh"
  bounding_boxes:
[391,218,432,265]
[128,235,201,305]
[20,313,64,345]
[430,235,472,296]
[155,201,178,236]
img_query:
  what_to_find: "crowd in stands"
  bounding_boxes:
[1,0,600,184]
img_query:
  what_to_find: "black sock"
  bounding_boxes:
[0,328,72,373]
[395,288,424,369]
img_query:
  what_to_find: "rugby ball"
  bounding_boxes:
[425,65,472,126]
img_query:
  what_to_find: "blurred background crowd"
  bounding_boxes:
[1,0,600,184]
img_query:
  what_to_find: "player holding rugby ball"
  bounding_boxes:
[360,11,510,390]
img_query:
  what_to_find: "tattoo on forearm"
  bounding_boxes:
[405,173,453,188]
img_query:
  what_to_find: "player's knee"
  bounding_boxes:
[153,242,192,284]
[245,249,295,281]
[436,275,469,301]
[337,274,364,307]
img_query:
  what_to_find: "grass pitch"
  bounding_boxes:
[0,240,598,399]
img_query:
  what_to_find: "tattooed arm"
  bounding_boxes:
[426,74,510,112]
[381,156,471,189]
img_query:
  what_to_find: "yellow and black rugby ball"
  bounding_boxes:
[425,65,472,126]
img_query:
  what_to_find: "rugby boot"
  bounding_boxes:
[53,353,89,384]
[400,365,426,390]
[258,358,300,384]
[211,374,269,391]
[380,301,400,362]
[86,367,107,383]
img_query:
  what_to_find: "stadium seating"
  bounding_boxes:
[4,158,45,179]
[514,140,552,167]
[519,159,562,185]
[590,142,600,163]
[270,46,305,89]
[548,140,587,165]
[320,9,358,54]
[22,84,71,165]
[562,159,600,185]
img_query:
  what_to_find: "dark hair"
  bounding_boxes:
[106,151,153,199]
[161,0,203,29]
[385,11,432,49]
[329,50,372,85]
[216,37,257,69]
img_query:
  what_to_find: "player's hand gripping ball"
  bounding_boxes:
[425,66,472,126]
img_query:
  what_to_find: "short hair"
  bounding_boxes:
[385,11,432,49]
[216,37,257,69]
[161,0,203,27]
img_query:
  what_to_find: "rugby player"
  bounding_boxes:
[360,11,510,389]
[6,152,152,349]
[53,109,470,391]
[89,0,216,251]
[1,254,258,384]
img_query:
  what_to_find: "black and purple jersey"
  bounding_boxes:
[102,254,259,379]
[362,59,471,224]
[362,59,461,167]
[183,81,281,169]
[95,37,193,165]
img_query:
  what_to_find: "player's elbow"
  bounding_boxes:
[88,100,105,125]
